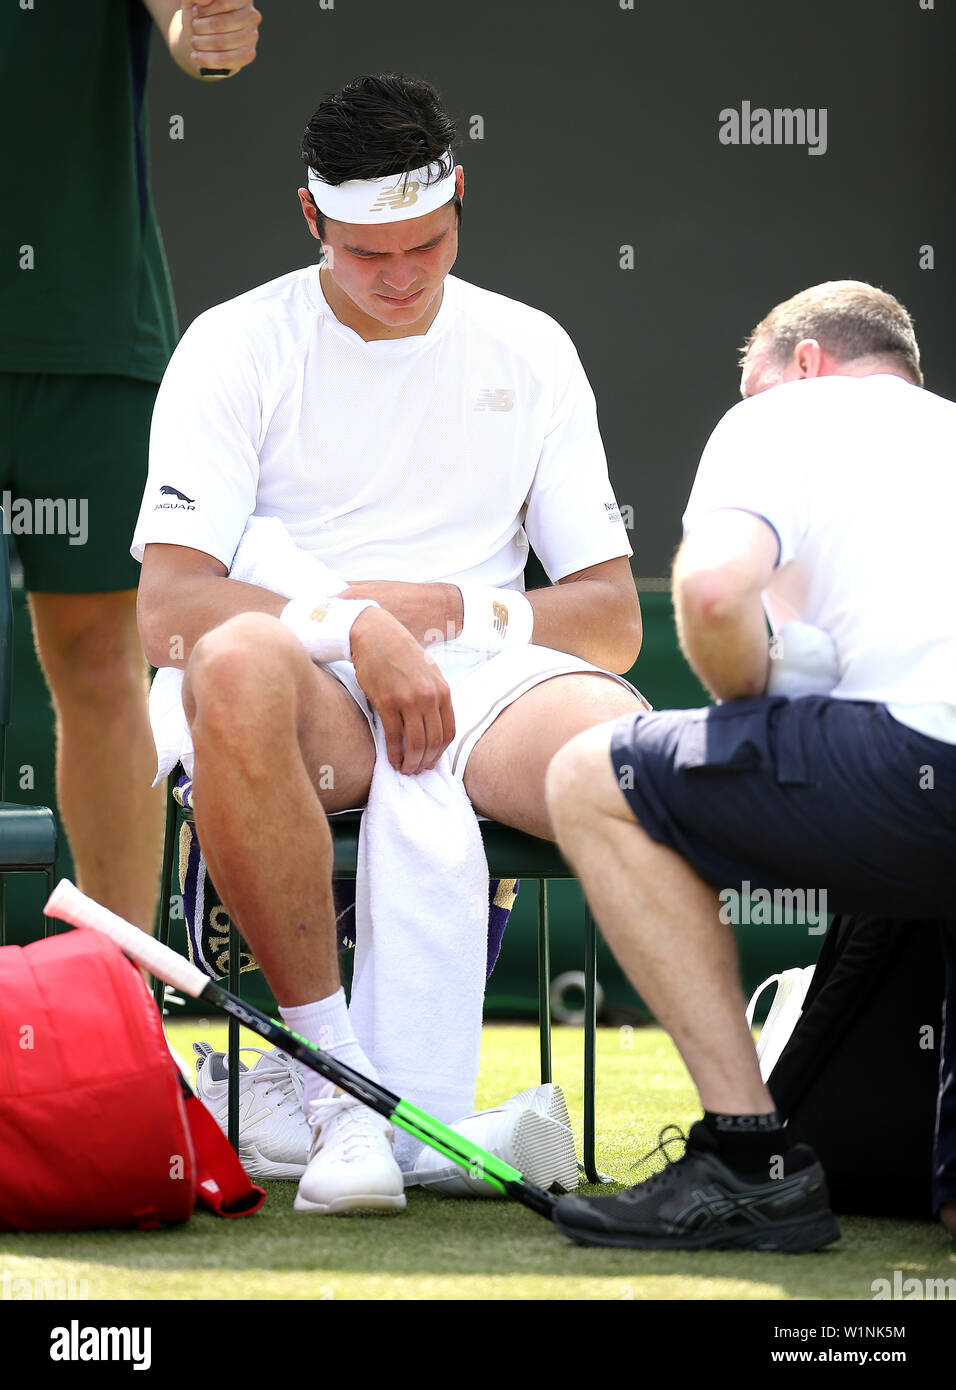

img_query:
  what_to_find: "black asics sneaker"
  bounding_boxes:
[554,1122,841,1252]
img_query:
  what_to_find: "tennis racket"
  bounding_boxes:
[43,880,557,1221]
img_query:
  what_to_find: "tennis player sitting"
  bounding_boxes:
[132,75,645,1213]
[546,280,956,1250]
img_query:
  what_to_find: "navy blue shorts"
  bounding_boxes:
[609,696,956,921]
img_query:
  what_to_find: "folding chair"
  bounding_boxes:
[0,538,57,944]
[157,768,609,1183]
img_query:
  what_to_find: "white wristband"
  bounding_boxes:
[279,596,380,663]
[456,584,534,653]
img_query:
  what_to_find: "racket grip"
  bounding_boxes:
[44,879,211,1000]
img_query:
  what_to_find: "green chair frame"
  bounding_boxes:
[0,539,57,944]
[157,768,608,1184]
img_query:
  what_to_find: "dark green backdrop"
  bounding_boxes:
[5,0,953,1012]
[146,0,955,580]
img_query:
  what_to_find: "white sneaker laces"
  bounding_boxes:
[307,1094,385,1161]
[229,1048,305,1114]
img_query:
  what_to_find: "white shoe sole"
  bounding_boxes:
[293,1190,407,1215]
[408,1104,579,1197]
[508,1108,579,1194]
[516,1084,579,1193]
[239,1144,307,1182]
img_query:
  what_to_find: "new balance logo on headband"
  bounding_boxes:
[369,181,420,213]
[307,153,455,225]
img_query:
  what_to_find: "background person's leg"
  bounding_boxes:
[29,590,163,932]
[13,374,166,932]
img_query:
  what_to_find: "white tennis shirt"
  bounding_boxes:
[131,265,632,589]
[683,373,956,742]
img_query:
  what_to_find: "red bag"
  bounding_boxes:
[0,928,265,1231]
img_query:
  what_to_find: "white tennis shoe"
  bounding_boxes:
[293,1093,406,1215]
[192,1042,310,1181]
[193,1040,579,1200]
[404,1083,580,1197]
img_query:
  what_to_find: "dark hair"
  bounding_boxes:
[301,74,460,239]
[743,280,923,386]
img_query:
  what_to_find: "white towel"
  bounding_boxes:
[766,620,840,699]
[148,517,348,785]
[147,516,490,1163]
[349,709,488,1167]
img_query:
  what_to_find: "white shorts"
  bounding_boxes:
[326,642,648,783]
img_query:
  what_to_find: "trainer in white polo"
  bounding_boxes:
[294,1094,406,1214]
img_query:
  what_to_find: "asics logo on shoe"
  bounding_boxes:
[674,1173,812,1229]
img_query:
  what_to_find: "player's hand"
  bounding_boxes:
[174,1,262,80]
[349,608,455,775]
[342,581,463,647]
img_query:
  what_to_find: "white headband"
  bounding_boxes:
[306,153,457,225]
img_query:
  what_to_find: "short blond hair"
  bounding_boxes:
[742,280,923,386]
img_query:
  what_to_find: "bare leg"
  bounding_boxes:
[28,590,163,932]
[184,613,409,1211]
[545,720,774,1115]
[182,612,375,1006]
[464,672,645,839]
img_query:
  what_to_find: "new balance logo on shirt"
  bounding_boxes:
[474,388,515,412]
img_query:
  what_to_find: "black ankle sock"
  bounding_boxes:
[701,1111,786,1179]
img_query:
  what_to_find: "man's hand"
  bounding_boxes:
[349,608,456,775]
[341,581,464,648]
[145,1,262,81]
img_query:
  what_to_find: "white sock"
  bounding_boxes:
[278,988,380,1114]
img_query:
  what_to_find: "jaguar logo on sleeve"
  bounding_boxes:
[153,484,196,511]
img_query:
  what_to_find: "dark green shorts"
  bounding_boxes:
[0,373,157,593]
